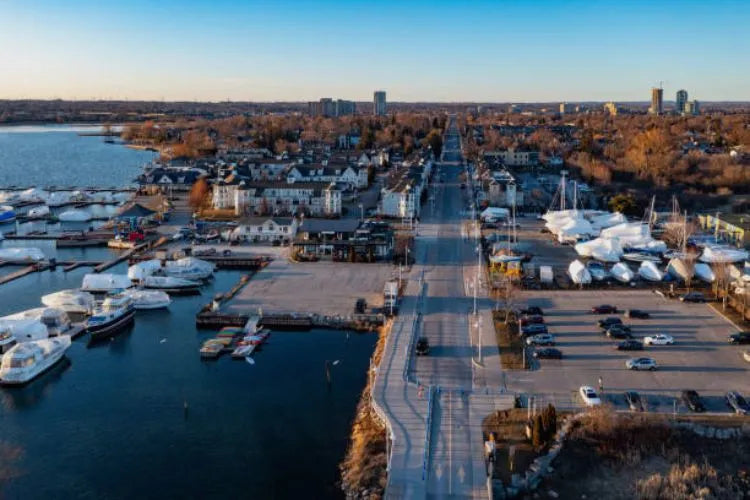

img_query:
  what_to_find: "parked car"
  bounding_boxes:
[626,309,650,319]
[681,390,706,412]
[603,322,631,333]
[626,357,657,370]
[616,340,644,351]
[725,391,749,415]
[591,304,618,314]
[579,386,602,407]
[728,332,750,344]
[744,350,750,362]
[598,317,623,329]
[680,292,705,303]
[533,348,562,359]
[526,334,555,346]
[415,337,430,356]
[520,306,544,316]
[519,315,544,326]
[644,334,674,346]
[607,328,633,340]
[521,324,548,335]
[624,391,645,411]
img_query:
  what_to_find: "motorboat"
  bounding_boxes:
[568,260,592,285]
[200,340,224,359]
[81,273,133,293]
[0,327,16,354]
[85,293,136,341]
[0,247,46,263]
[0,319,49,345]
[638,261,664,282]
[700,245,749,264]
[107,236,137,250]
[666,258,694,281]
[163,257,215,280]
[142,275,201,294]
[611,262,635,283]
[694,263,715,283]
[575,237,622,263]
[122,289,171,310]
[586,261,609,281]
[127,259,162,281]
[27,205,50,218]
[622,252,662,263]
[41,289,96,319]
[0,336,71,385]
[58,209,92,222]
[1,307,72,336]
[0,205,17,224]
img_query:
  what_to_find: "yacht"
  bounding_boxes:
[86,293,136,341]
[0,336,71,385]
[0,205,16,224]
[142,275,201,294]
[81,273,133,293]
[0,327,15,354]
[163,257,215,281]
[41,289,96,320]
[122,289,171,310]
[1,307,72,337]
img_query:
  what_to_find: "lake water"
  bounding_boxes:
[0,125,156,187]
[0,126,374,498]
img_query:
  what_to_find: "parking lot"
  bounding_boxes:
[505,290,750,414]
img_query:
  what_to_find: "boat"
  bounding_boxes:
[666,258,694,281]
[586,261,609,281]
[568,260,592,285]
[142,275,201,293]
[231,343,257,358]
[81,273,133,293]
[127,259,162,281]
[58,209,92,222]
[0,247,46,263]
[122,289,171,310]
[638,261,664,282]
[200,339,224,359]
[1,307,72,336]
[611,262,635,283]
[622,252,662,263]
[41,289,96,318]
[694,263,715,283]
[107,236,137,250]
[700,245,749,264]
[0,319,48,344]
[163,257,215,280]
[0,205,17,223]
[27,205,50,218]
[85,293,136,341]
[0,336,71,385]
[0,326,16,354]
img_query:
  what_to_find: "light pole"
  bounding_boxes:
[358,203,364,223]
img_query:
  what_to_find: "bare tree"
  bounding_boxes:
[712,263,733,310]
[497,277,519,324]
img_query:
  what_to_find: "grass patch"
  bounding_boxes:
[482,408,542,483]
[492,310,526,370]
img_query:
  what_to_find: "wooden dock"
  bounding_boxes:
[0,263,50,286]
[195,311,383,332]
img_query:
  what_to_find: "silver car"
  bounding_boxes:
[526,333,555,346]
[626,357,657,371]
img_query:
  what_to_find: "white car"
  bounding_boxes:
[644,334,674,346]
[579,386,602,407]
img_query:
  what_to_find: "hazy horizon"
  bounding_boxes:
[2,0,749,102]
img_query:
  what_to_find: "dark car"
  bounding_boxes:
[519,315,544,326]
[520,306,544,316]
[680,292,705,303]
[415,337,430,356]
[460,183,466,189]
[591,304,618,314]
[598,317,623,329]
[354,298,367,314]
[726,391,749,415]
[607,328,633,339]
[521,324,548,335]
[533,348,562,359]
[728,332,750,345]
[626,309,650,319]
[681,390,706,412]
[604,323,631,334]
[624,391,645,411]
[616,339,644,351]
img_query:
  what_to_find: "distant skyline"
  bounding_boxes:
[2,0,749,102]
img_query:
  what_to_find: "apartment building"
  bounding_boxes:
[233,182,341,217]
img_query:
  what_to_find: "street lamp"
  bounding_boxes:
[358,203,364,223]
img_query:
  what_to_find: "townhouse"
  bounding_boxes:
[233,181,341,217]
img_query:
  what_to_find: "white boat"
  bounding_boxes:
[142,275,201,292]
[0,205,17,223]
[41,289,96,316]
[611,262,635,283]
[666,258,694,281]
[1,307,72,336]
[19,188,49,203]
[122,289,171,310]
[163,257,215,280]
[86,293,136,341]
[622,252,662,263]
[700,245,749,264]
[574,237,622,263]
[638,261,664,282]
[0,247,46,263]
[107,236,137,250]
[586,261,609,281]
[81,273,133,293]
[0,326,16,354]
[27,205,50,218]
[0,336,71,385]
[58,209,92,222]
[568,260,592,285]
[127,259,163,281]
[694,263,715,283]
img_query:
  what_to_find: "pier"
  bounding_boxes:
[196,311,383,332]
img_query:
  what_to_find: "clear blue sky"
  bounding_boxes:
[1,0,748,102]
